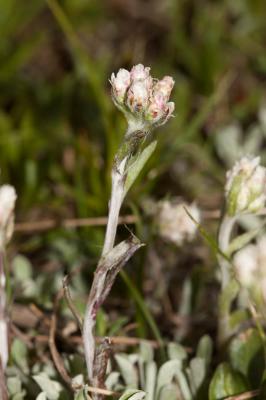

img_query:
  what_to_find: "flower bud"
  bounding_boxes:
[110,64,175,132]
[0,184,17,248]
[110,68,131,103]
[130,64,150,81]
[153,76,175,101]
[225,156,266,216]
[127,79,150,112]
[157,199,200,246]
[146,93,175,126]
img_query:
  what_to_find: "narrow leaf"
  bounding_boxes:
[118,389,146,400]
[228,226,264,256]
[188,357,206,395]
[157,360,182,390]
[184,207,231,262]
[115,354,138,388]
[145,361,157,400]
[124,140,157,198]
[196,335,213,367]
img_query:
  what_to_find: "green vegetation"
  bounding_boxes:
[1,0,266,398]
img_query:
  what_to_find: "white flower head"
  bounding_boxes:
[225,156,266,216]
[0,184,17,248]
[157,199,200,246]
[110,68,131,104]
[110,64,175,132]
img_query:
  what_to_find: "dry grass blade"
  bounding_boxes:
[15,215,137,233]
[48,292,73,390]
[14,208,240,233]
[63,275,83,332]
[86,385,119,397]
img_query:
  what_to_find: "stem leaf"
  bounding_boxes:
[124,140,157,198]
[228,225,265,256]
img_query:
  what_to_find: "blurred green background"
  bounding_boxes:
[2,0,266,337]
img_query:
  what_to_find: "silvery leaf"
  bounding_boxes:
[115,354,138,388]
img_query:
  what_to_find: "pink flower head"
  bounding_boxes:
[130,64,150,81]
[110,64,175,131]
[110,68,131,103]
[146,92,175,125]
[153,76,175,101]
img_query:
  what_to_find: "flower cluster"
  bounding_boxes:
[110,64,175,132]
[0,184,17,249]
[157,199,200,246]
[225,156,266,216]
[234,236,266,300]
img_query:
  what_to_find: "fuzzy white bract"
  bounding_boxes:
[157,199,200,246]
[0,184,17,248]
[110,64,175,132]
[233,244,258,287]
[234,236,266,300]
[225,156,266,216]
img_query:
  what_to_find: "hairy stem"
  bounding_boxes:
[218,214,236,289]
[83,238,142,384]
[83,259,110,382]
[83,129,148,386]
[217,213,237,345]
[83,157,128,383]
[102,158,127,256]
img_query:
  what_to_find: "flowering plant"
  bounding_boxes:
[82,64,175,389]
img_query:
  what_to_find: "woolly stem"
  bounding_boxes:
[217,213,238,345]
[102,158,127,256]
[83,157,128,383]
[83,128,149,386]
[218,214,236,289]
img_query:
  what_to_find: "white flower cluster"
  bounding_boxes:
[110,64,175,131]
[225,156,266,216]
[157,199,200,246]
[0,184,17,248]
[234,236,266,300]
